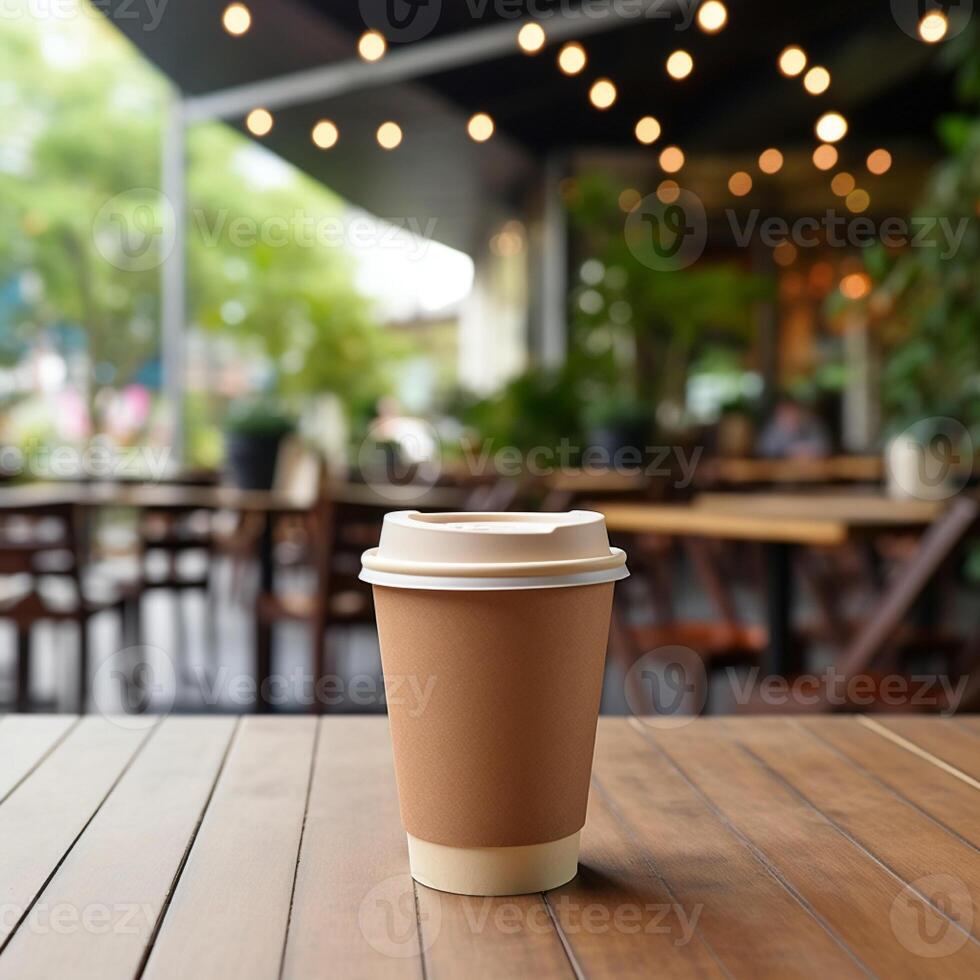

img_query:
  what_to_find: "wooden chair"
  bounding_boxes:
[739,494,980,713]
[0,502,139,712]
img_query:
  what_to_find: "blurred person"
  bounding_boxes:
[756,396,831,460]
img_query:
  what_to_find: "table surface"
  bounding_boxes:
[596,498,941,545]
[0,715,977,978]
[698,455,885,484]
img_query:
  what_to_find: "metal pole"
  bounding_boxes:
[539,154,567,369]
[160,88,186,468]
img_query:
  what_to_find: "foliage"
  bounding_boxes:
[0,3,397,457]
[565,172,774,423]
[223,399,296,436]
[860,25,980,435]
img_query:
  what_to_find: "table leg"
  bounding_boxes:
[765,542,802,676]
[255,516,275,713]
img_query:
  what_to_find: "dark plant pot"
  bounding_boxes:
[587,424,650,464]
[224,431,285,490]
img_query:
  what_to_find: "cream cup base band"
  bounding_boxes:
[407,832,580,896]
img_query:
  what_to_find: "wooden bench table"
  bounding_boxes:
[0,714,977,978]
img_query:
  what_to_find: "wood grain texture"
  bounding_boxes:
[641,718,980,978]
[0,717,236,980]
[694,493,941,525]
[141,717,316,980]
[872,717,980,782]
[0,717,154,950]
[596,503,849,545]
[801,718,980,849]
[0,715,77,803]
[280,717,422,980]
[592,719,865,978]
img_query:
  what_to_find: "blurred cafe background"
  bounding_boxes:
[1,0,979,717]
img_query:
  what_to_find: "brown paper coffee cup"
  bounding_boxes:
[361,512,628,896]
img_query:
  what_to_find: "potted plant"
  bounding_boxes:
[582,394,651,460]
[223,401,296,490]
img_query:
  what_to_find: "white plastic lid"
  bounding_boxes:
[359,510,629,591]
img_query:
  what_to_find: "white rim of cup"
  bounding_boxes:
[359,562,630,591]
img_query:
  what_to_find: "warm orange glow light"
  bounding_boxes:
[589,78,617,109]
[867,148,892,175]
[618,188,641,213]
[222,3,251,35]
[357,30,386,62]
[376,121,402,149]
[467,112,495,142]
[517,22,546,54]
[840,273,871,300]
[831,172,855,197]
[846,189,871,213]
[245,108,272,136]
[697,1,727,33]
[657,180,680,203]
[778,46,807,77]
[311,120,338,149]
[812,144,838,171]
[759,148,784,174]
[666,50,694,80]
[728,171,752,196]
[918,12,948,43]
[659,145,685,173]
[557,42,587,75]
[815,111,848,143]
[803,66,831,95]
[635,115,662,145]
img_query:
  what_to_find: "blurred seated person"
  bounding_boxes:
[756,397,831,459]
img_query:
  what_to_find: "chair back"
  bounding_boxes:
[839,494,979,677]
[273,439,324,505]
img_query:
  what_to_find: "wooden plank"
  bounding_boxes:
[141,717,316,980]
[872,717,980,782]
[641,718,980,977]
[588,719,865,978]
[729,719,980,943]
[595,503,848,546]
[695,493,941,525]
[0,717,154,949]
[801,718,980,849]
[0,717,236,980]
[0,715,77,803]
[281,717,422,980]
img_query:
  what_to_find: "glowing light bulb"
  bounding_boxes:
[589,78,617,109]
[245,108,272,136]
[517,22,546,54]
[467,112,494,142]
[659,145,684,173]
[918,11,948,43]
[728,171,752,196]
[759,148,784,174]
[311,120,338,149]
[634,116,662,145]
[557,42,586,75]
[358,30,387,62]
[697,1,727,33]
[222,3,251,35]
[812,144,838,171]
[867,148,892,175]
[815,111,847,143]
[778,46,807,77]
[803,66,831,95]
[376,121,402,149]
[667,50,694,79]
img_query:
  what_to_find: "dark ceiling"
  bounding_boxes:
[102,0,959,251]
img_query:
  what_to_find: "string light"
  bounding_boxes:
[245,108,272,136]
[358,30,387,62]
[918,11,948,43]
[557,42,587,75]
[666,50,694,80]
[657,180,680,203]
[759,148,784,174]
[867,148,892,175]
[812,144,838,170]
[618,188,641,212]
[778,46,807,77]
[589,78,617,109]
[728,171,752,196]
[831,172,855,196]
[634,116,662,145]
[697,1,727,33]
[517,22,546,54]
[376,121,402,149]
[311,120,338,149]
[840,273,871,299]
[467,112,494,142]
[846,189,870,213]
[803,66,831,95]
[659,146,684,173]
[774,242,797,267]
[222,3,251,35]
[815,111,848,143]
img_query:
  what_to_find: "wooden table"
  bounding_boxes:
[594,501,943,675]
[697,455,885,486]
[1,714,977,978]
